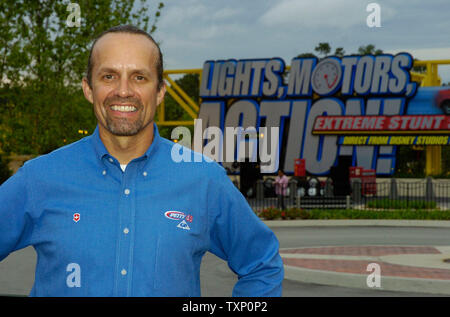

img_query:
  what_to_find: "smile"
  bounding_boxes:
[110,104,138,112]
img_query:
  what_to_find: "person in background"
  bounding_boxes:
[275,169,289,210]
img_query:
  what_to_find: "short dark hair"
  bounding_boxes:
[86,25,164,90]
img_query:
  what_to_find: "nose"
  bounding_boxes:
[116,77,134,98]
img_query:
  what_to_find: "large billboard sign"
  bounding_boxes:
[196,53,449,175]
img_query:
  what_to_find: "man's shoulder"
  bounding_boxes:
[23,136,92,170]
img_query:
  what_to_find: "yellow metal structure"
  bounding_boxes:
[412,60,450,175]
[158,59,450,175]
[156,69,201,127]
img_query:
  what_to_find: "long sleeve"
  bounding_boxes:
[0,165,34,261]
[207,169,284,297]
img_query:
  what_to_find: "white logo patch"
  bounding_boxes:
[177,220,190,231]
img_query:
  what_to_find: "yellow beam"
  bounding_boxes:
[158,100,165,121]
[156,120,194,126]
[413,59,450,66]
[164,85,198,119]
[164,74,199,112]
[164,69,202,75]
[425,145,442,176]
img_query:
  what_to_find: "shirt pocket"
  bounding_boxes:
[153,211,206,295]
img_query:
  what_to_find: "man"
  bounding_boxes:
[0,25,284,296]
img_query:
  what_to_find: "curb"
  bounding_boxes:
[263,219,450,228]
[283,265,450,295]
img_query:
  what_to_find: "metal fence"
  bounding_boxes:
[243,177,450,212]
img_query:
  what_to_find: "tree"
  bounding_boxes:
[412,58,426,74]
[296,52,317,59]
[314,42,331,57]
[0,152,11,184]
[357,44,383,55]
[334,47,345,58]
[0,0,164,155]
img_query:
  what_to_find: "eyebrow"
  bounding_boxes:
[98,67,152,76]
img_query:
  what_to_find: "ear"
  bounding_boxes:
[82,77,94,104]
[156,81,166,106]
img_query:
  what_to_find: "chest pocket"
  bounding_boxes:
[153,210,207,295]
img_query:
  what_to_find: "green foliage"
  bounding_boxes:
[334,47,345,58]
[307,209,450,220]
[286,208,310,219]
[366,199,437,210]
[296,53,317,59]
[0,152,12,184]
[260,207,281,220]
[393,146,426,178]
[357,44,383,56]
[259,207,310,220]
[0,0,164,155]
[258,208,450,220]
[314,42,331,57]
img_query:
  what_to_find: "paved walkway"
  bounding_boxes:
[265,220,450,295]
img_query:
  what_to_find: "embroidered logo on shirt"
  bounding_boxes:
[177,220,190,230]
[164,211,186,221]
[164,211,193,230]
[73,213,80,223]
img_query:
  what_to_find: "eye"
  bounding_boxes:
[135,75,146,81]
[103,74,114,80]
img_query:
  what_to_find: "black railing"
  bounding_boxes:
[241,177,450,212]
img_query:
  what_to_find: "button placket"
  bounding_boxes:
[114,163,136,296]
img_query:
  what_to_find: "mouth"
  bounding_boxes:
[109,104,138,113]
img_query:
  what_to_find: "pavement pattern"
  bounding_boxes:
[264,220,450,295]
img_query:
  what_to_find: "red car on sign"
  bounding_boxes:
[435,88,450,114]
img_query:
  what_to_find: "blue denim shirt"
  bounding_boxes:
[0,123,283,296]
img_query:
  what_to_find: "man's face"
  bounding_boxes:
[82,33,165,137]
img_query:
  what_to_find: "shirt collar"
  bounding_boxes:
[91,122,162,163]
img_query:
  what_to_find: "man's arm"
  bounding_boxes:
[207,169,284,297]
[0,165,34,261]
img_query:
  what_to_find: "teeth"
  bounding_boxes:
[111,105,137,112]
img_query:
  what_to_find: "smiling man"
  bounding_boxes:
[0,25,284,297]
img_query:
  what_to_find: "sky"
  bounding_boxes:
[153,0,450,84]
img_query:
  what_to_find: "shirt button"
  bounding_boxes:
[143,171,147,177]
[124,189,130,195]
[123,228,129,234]
[121,269,127,276]
[102,170,106,175]
[109,158,113,163]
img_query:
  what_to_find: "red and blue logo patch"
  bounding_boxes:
[164,211,193,230]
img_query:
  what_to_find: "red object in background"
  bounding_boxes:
[349,166,363,179]
[435,88,450,114]
[294,159,306,177]
[361,169,377,195]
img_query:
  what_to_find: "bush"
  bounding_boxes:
[286,208,310,220]
[307,209,450,220]
[260,207,281,220]
[257,208,450,220]
[366,199,437,210]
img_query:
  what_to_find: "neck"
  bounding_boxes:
[98,123,155,164]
